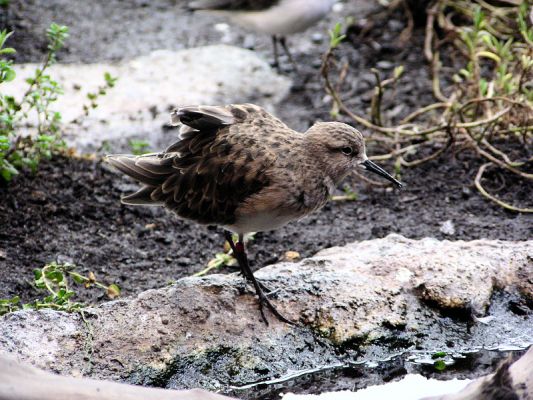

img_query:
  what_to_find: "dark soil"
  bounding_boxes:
[1,149,531,304]
[2,0,531,305]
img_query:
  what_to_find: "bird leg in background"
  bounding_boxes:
[223,230,294,325]
[271,35,281,71]
[271,35,298,71]
[279,36,298,71]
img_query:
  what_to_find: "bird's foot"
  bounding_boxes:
[238,274,280,297]
[255,289,296,326]
[239,274,295,325]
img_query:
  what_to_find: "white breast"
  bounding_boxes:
[224,211,298,235]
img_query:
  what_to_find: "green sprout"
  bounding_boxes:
[0,262,121,316]
[83,72,118,116]
[331,184,358,202]
[328,22,346,49]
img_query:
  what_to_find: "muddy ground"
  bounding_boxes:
[1,0,531,305]
[1,149,531,305]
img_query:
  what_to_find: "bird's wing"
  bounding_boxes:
[107,104,286,226]
[188,0,280,11]
[170,105,235,133]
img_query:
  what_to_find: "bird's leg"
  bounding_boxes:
[271,35,281,71]
[224,231,277,295]
[279,36,298,71]
[223,231,294,325]
[223,231,271,293]
[235,235,295,326]
[224,231,252,280]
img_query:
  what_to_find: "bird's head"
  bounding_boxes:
[305,122,403,188]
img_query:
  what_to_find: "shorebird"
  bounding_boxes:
[107,104,402,324]
[187,0,337,69]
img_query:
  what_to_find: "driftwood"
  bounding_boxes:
[0,354,237,400]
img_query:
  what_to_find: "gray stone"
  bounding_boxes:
[0,235,531,390]
[439,219,456,236]
[5,46,291,152]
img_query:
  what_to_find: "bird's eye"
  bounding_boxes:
[341,146,353,155]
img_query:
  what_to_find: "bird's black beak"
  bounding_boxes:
[362,160,403,188]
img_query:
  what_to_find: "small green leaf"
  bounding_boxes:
[434,360,447,371]
[0,47,15,54]
[45,270,64,283]
[393,65,404,80]
[70,272,88,285]
[328,22,346,49]
[3,68,15,82]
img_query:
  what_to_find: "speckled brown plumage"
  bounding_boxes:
[107,103,402,324]
[107,103,401,235]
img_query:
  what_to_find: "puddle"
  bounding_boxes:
[281,374,471,399]
[227,348,528,400]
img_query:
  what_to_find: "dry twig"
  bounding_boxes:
[322,0,532,212]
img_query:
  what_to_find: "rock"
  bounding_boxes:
[0,235,531,391]
[5,46,291,152]
[0,354,235,400]
[376,60,394,70]
[439,220,455,236]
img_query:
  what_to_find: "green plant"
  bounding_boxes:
[0,24,117,182]
[322,1,532,212]
[129,139,151,155]
[194,233,256,277]
[194,252,237,277]
[0,262,120,316]
[0,31,15,83]
[433,359,447,371]
[431,351,449,371]
[0,295,20,315]
[328,22,346,49]
[83,72,117,116]
[331,184,358,201]
[0,24,69,181]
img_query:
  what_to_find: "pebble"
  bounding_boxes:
[30,190,47,203]
[376,60,394,70]
[439,220,456,236]
[311,33,324,44]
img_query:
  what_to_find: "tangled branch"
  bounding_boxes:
[322,0,532,212]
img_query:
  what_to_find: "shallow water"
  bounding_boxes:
[229,348,528,400]
[281,374,471,399]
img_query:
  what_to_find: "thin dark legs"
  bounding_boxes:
[279,36,298,71]
[224,231,294,325]
[271,35,280,71]
[271,35,298,71]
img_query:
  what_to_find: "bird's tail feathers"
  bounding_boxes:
[105,154,175,205]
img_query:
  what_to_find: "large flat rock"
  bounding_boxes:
[0,235,531,392]
[5,46,291,152]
